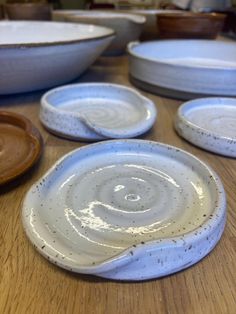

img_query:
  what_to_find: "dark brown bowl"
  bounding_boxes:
[0,5,4,19]
[5,3,52,21]
[156,12,226,39]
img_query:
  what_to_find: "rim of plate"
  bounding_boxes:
[0,21,115,48]
[41,83,157,139]
[128,40,236,71]
[22,139,226,274]
[176,97,236,142]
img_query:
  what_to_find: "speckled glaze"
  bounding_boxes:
[40,83,157,141]
[175,97,236,157]
[128,40,236,98]
[66,11,146,55]
[22,140,226,281]
[0,21,114,94]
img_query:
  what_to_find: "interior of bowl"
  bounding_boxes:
[129,40,236,68]
[0,21,114,46]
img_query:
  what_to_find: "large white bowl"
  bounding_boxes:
[52,9,181,41]
[66,11,146,55]
[0,21,115,94]
[128,40,236,99]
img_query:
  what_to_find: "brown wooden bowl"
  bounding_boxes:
[156,12,226,39]
[5,3,52,21]
[0,111,43,186]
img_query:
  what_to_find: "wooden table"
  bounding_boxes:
[0,56,235,314]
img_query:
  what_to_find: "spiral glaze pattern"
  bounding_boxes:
[62,98,144,130]
[22,140,226,278]
[44,146,214,249]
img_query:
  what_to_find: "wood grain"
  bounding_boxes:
[0,56,236,314]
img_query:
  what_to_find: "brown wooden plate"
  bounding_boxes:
[0,111,43,186]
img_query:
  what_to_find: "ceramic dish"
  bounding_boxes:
[52,10,82,21]
[22,140,226,281]
[156,12,225,39]
[0,21,114,94]
[5,3,52,21]
[175,97,236,157]
[52,9,181,40]
[40,83,157,141]
[0,111,43,185]
[115,9,185,40]
[0,5,4,19]
[66,11,146,55]
[128,40,236,99]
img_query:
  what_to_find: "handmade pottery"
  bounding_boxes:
[0,5,4,20]
[22,140,226,280]
[0,21,114,94]
[5,3,52,21]
[157,12,226,39]
[40,83,157,141]
[175,97,236,157]
[0,111,43,185]
[128,40,236,99]
[66,11,145,55]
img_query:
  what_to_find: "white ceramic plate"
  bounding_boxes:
[22,140,226,281]
[128,40,236,99]
[0,21,114,94]
[175,97,236,157]
[40,83,157,140]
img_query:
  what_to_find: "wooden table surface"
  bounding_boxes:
[0,56,236,314]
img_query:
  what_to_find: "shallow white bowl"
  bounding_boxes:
[128,40,236,99]
[40,83,157,140]
[175,97,236,157]
[66,11,146,55]
[22,140,226,281]
[0,21,114,94]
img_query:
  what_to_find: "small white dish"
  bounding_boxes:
[0,21,114,94]
[22,140,226,281]
[175,97,236,157]
[40,83,157,141]
[128,40,236,99]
